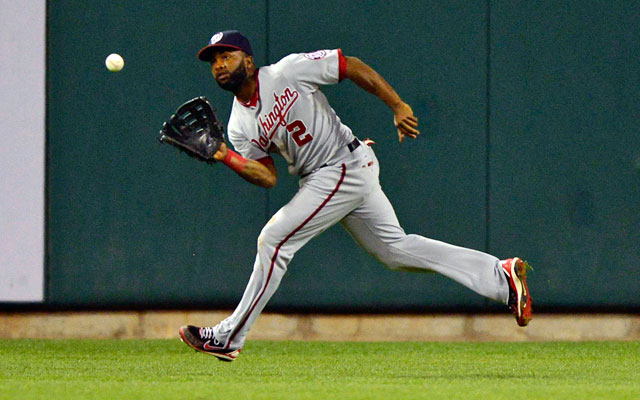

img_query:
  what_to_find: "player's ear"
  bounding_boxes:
[245,55,256,74]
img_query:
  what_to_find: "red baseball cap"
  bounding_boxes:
[197,30,253,61]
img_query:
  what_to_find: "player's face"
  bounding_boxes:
[211,50,248,93]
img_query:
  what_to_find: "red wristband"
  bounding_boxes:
[222,149,248,173]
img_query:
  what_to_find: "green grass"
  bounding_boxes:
[1,340,638,399]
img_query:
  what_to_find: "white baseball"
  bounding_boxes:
[105,53,124,72]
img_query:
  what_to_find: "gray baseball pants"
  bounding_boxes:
[214,142,509,350]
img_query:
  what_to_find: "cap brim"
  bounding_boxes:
[197,44,246,61]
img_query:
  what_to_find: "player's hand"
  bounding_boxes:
[214,142,229,162]
[393,102,420,143]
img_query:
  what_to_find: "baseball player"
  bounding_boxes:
[179,30,532,361]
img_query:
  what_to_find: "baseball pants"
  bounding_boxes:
[214,141,510,350]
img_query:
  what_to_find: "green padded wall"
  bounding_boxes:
[42,1,639,311]
[47,1,268,308]
[490,1,640,309]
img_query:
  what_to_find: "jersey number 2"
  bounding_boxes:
[287,120,312,147]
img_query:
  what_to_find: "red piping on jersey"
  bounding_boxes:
[338,49,347,82]
[237,68,260,108]
[225,163,347,348]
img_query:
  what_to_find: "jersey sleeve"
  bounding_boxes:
[279,49,347,90]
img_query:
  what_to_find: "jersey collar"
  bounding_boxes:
[237,68,260,108]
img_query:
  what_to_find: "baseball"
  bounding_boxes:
[105,53,124,72]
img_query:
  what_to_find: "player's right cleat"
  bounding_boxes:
[502,257,533,327]
[178,325,241,362]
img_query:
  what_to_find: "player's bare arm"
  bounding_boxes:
[214,142,278,188]
[344,56,420,142]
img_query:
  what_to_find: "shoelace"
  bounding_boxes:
[199,327,216,340]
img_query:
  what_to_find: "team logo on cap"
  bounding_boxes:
[304,50,327,60]
[210,32,224,44]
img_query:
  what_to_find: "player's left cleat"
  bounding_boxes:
[178,325,241,361]
[502,258,533,327]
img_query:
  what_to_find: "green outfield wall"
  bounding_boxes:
[42,1,639,311]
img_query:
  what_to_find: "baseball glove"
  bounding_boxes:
[159,96,224,163]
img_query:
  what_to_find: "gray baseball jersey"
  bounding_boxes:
[227,49,353,176]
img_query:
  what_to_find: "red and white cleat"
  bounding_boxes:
[502,258,533,327]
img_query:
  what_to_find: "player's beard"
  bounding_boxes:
[216,62,248,93]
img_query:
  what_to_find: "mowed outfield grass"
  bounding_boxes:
[0,339,638,400]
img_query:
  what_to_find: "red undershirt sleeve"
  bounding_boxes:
[337,49,347,82]
[256,156,274,166]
